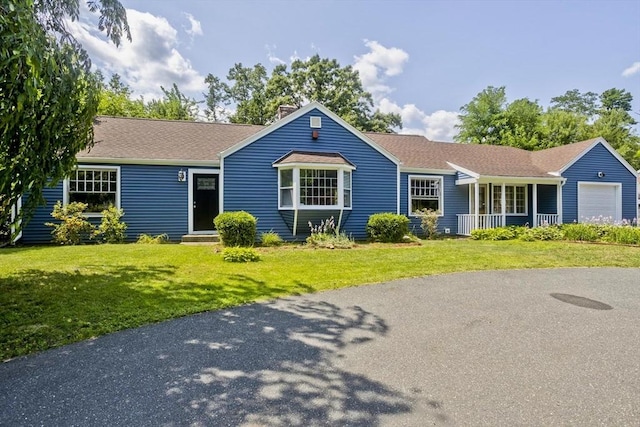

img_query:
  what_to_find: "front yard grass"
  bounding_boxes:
[1,240,639,360]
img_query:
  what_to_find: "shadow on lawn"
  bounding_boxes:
[0,265,314,360]
[0,298,416,426]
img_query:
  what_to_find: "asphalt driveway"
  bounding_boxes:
[1,268,639,426]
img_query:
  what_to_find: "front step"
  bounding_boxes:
[181,234,220,244]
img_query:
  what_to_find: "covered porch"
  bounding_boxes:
[455,177,566,236]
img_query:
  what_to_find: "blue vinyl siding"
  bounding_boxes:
[21,164,201,243]
[400,173,467,235]
[537,184,558,214]
[561,142,637,222]
[120,165,193,241]
[20,185,65,244]
[223,108,398,241]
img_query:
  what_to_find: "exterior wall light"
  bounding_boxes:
[597,171,606,178]
[178,169,186,182]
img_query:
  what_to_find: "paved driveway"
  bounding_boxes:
[1,268,639,426]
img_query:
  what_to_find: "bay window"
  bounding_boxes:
[278,167,353,209]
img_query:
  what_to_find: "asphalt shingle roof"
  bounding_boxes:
[83,115,600,178]
[82,116,264,162]
[274,151,355,167]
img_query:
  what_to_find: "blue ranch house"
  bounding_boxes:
[18,102,639,243]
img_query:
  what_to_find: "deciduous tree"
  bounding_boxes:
[207,55,401,132]
[455,85,640,169]
[146,84,199,121]
[1,0,130,241]
[97,73,146,117]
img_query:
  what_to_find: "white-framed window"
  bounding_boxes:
[492,184,526,215]
[409,176,443,215]
[343,170,352,208]
[300,169,338,206]
[64,165,120,215]
[279,169,294,208]
[278,166,353,210]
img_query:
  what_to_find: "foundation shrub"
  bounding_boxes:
[366,213,410,243]
[214,211,257,247]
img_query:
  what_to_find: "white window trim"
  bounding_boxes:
[276,164,354,210]
[408,175,444,217]
[63,165,121,217]
[491,184,528,216]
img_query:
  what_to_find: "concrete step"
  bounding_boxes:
[181,234,220,244]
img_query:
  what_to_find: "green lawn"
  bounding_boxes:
[1,240,639,360]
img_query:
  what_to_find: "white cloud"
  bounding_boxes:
[265,44,286,65]
[184,13,203,38]
[353,40,409,100]
[354,41,458,140]
[69,8,206,101]
[420,110,460,141]
[622,61,640,77]
[378,98,459,141]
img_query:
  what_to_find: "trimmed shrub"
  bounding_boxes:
[136,233,169,244]
[366,213,410,243]
[222,247,261,262]
[46,201,94,245]
[260,230,283,247]
[94,205,127,243]
[214,211,257,247]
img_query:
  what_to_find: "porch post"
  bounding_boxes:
[532,183,538,227]
[501,182,506,227]
[474,181,480,231]
[557,182,563,224]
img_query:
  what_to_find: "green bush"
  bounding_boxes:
[519,225,563,241]
[470,226,525,241]
[46,201,94,245]
[306,230,355,249]
[260,230,283,247]
[214,211,257,247]
[222,247,261,262]
[561,223,603,242]
[94,205,127,243]
[136,233,169,244]
[366,213,410,243]
[601,226,640,245]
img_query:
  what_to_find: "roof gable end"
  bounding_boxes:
[219,102,401,165]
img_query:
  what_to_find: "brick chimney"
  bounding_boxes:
[277,105,297,120]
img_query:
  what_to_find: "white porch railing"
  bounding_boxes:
[536,214,559,227]
[457,214,504,236]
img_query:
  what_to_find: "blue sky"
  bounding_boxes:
[70,0,640,140]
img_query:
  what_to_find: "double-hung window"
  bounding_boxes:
[65,166,120,214]
[409,176,443,215]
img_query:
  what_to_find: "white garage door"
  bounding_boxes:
[578,182,621,222]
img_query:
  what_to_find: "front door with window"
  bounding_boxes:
[193,173,219,231]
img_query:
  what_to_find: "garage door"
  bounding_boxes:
[578,183,621,222]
